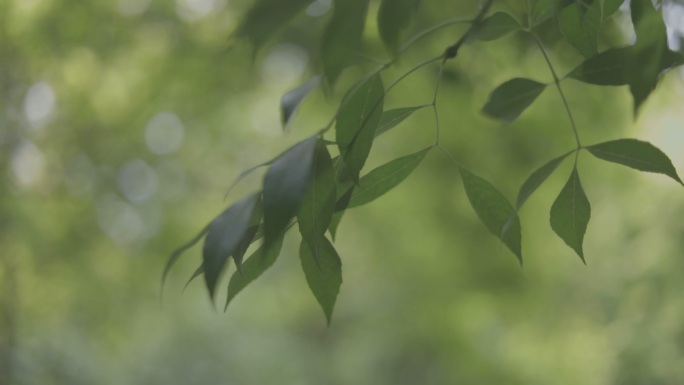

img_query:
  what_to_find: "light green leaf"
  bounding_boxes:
[348,147,431,208]
[459,166,522,264]
[281,76,320,129]
[337,75,384,182]
[550,168,591,262]
[203,194,260,300]
[234,0,312,51]
[321,0,370,85]
[482,78,547,122]
[300,237,342,325]
[587,139,682,184]
[378,0,418,53]
[472,12,521,41]
[375,105,426,137]
[516,151,571,209]
[224,234,285,311]
[297,141,337,261]
[263,137,318,250]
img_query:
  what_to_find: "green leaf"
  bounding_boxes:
[516,151,571,209]
[587,139,682,184]
[321,0,370,85]
[348,147,430,208]
[224,234,285,311]
[161,222,210,295]
[234,0,312,51]
[559,2,599,58]
[459,166,522,264]
[531,0,572,26]
[550,168,591,262]
[328,210,345,240]
[628,2,668,113]
[568,47,630,85]
[297,141,337,261]
[482,78,547,122]
[263,137,318,250]
[183,264,205,292]
[281,76,320,129]
[203,194,260,300]
[472,12,521,42]
[377,0,418,54]
[375,105,426,137]
[300,237,342,325]
[337,74,385,182]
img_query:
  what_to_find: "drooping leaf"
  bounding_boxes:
[550,168,591,262]
[234,0,312,51]
[471,12,521,42]
[348,147,431,208]
[328,211,345,240]
[297,141,337,261]
[232,225,260,273]
[587,139,682,184]
[161,222,210,295]
[559,2,599,58]
[516,151,572,209]
[375,105,427,137]
[568,47,630,85]
[281,76,320,129]
[224,234,285,311]
[377,0,418,54]
[337,74,385,147]
[482,78,547,122]
[263,137,318,250]
[300,237,342,325]
[459,166,522,264]
[203,194,260,300]
[337,75,384,182]
[628,1,668,113]
[321,0,370,85]
[183,264,205,292]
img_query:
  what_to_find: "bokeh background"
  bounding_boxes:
[2,0,684,384]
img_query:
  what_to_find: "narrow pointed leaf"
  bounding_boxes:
[300,237,342,325]
[377,0,418,53]
[225,234,285,311]
[516,151,571,209]
[628,4,667,113]
[550,168,591,262]
[459,166,522,264]
[161,222,210,294]
[587,139,682,184]
[328,211,345,240]
[472,12,521,42]
[348,147,430,208]
[183,264,205,292]
[482,78,547,122]
[298,141,337,260]
[232,225,260,273]
[263,137,318,250]
[203,194,260,300]
[375,105,426,137]
[281,76,320,129]
[321,0,370,85]
[235,0,312,51]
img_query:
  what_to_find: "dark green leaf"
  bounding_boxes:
[224,234,285,311]
[516,152,571,209]
[337,75,384,182]
[587,139,682,184]
[203,194,260,300]
[472,12,521,42]
[531,0,572,26]
[568,47,630,85]
[482,78,547,122]
[263,137,318,250]
[328,211,345,240]
[459,166,522,264]
[183,264,205,292]
[550,168,591,262]
[375,105,426,137]
[161,222,210,295]
[628,3,667,113]
[281,76,320,129]
[235,0,312,51]
[559,2,599,58]
[300,237,342,325]
[232,225,260,273]
[377,0,418,53]
[321,0,370,85]
[602,0,624,19]
[348,147,430,208]
[297,141,337,261]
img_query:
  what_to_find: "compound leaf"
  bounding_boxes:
[550,168,590,262]
[472,12,521,42]
[375,106,426,137]
[482,78,547,122]
[516,151,572,209]
[587,139,682,184]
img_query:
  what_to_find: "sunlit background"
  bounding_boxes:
[1,0,684,384]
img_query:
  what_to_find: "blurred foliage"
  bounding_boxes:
[1,0,684,384]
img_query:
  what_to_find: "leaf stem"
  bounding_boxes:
[533,36,582,150]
